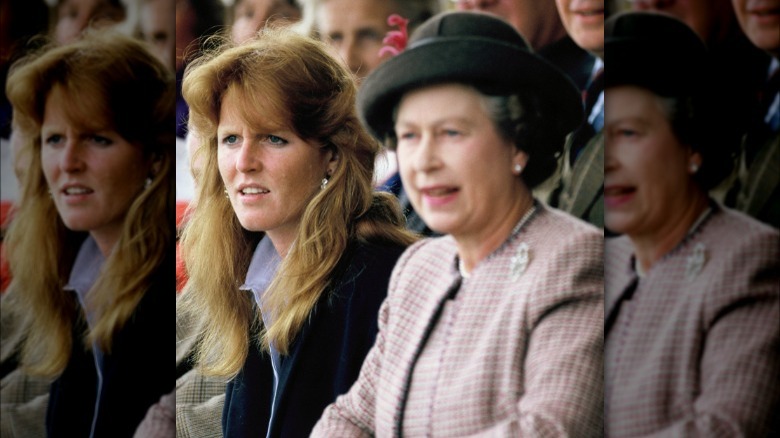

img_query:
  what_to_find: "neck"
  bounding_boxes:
[266,224,298,259]
[630,192,710,273]
[90,229,120,257]
[455,191,534,274]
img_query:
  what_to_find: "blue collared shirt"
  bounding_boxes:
[239,235,282,438]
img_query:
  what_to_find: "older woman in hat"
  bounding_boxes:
[3,30,175,436]
[312,11,603,436]
[603,12,779,436]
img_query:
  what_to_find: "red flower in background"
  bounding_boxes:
[379,14,409,57]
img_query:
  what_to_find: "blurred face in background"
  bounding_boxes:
[627,0,736,44]
[453,0,566,49]
[731,0,780,55]
[604,85,702,239]
[555,0,605,57]
[41,85,151,255]
[140,0,176,71]
[175,0,197,72]
[231,0,301,43]
[316,0,397,83]
[54,0,125,45]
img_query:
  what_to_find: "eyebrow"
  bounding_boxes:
[395,116,474,127]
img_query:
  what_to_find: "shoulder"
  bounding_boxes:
[391,235,458,276]
[529,205,603,256]
[701,207,778,273]
[327,239,410,302]
[520,207,604,299]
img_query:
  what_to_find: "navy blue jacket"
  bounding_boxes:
[222,239,407,438]
[46,253,175,438]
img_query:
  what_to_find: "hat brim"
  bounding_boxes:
[357,37,584,141]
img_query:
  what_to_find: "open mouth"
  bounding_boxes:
[240,187,270,195]
[604,186,635,197]
[63,187,93,195]
[422,187,458,197]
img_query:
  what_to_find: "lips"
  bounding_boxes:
[418,185,459,207]
[421,187,458,197]
[237,184,270,195]
[747,2,780,13]
[604,184,636,208]
[572,2,605,16]
[62,184,93,195]
[240,187,270,195]
[604,186,634,197]
[574,8,604,16]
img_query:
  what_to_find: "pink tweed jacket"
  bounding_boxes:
[605,205,780,437]
[312,204,604,437]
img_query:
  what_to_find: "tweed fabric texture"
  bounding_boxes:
[605,206,780,436]
[313,205,603,437]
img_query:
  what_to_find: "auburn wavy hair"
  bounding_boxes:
[180,27,416,377]
[4,30,175,377]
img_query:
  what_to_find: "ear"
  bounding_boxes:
[149,152,164,179]
[325,148,339,176]
[512,148,529,169]
[689,150,702,168]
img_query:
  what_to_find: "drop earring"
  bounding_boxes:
[320,177,329,190]
[224,188,229,199]
[144,177,152,189]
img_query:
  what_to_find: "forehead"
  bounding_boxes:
[604,85,668,123]
[317,0,396,28]
[43,84,111,130]
[218,84,287,131]
[396,83,489,122]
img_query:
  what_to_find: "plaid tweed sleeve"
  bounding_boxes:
[133,391,175,438]
[470,227,604,437]
[175,369,228,438]
[634,226,779,437]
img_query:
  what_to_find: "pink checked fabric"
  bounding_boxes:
[312,204,604,437]
[605,206,780,437]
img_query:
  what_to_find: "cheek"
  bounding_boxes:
[217,150,233,179]
[40,151,58,183]
[396,151,415,187]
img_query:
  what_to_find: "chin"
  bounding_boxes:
[59,217,96,233]
[604,216,633,237]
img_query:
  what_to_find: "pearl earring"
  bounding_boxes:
[513,163,523,174]
[224,188,229,199]
[144,177,152,189]
[690,163,699,173]
[321,178,329,190]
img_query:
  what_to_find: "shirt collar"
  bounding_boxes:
[240,235,282,306]
[64,236,106,326]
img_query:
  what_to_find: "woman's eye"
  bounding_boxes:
[398,132,417,141]
[442,129,461,137]
[44,134,64,145]
[222,134,239,145]
[266,135,287,145]
[91,135,113,146]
